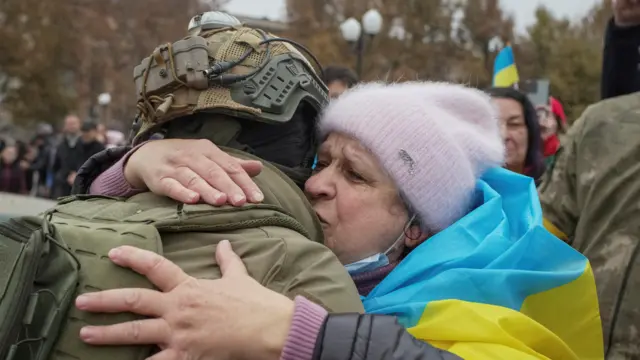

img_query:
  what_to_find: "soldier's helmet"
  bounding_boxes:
[130,11,329,146]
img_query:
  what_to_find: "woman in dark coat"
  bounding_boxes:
[0,144,27,194]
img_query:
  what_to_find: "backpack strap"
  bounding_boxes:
[0,213,81,360]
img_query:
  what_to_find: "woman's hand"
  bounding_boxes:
[125,139,265,206]
[75,241,294,360]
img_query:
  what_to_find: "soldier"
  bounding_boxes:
[79,11,363,309]
[1,11,362,360]
[541,2,640,359]
[539,82,640,360]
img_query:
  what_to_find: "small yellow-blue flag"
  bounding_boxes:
[493,45,520,87]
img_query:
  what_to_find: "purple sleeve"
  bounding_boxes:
[89,145,146,197]
[280,296,328,360]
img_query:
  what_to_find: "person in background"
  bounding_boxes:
[539,91,640,360]
[0,143,27,194]
[72,121,106,186]
[0,125,11,153]
[486,87,545,184]
[322,65,359,99]
[52,114,83,198]
[21,144,39,195]
[29,123,56,197]
[602,0,640,99]
[105,130,125,149]
[14,140,28,163]
[96,123,107,145]
[538,96,567,169]
[539,2,640,358]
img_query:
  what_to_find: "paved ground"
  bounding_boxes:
[0,192,56,220]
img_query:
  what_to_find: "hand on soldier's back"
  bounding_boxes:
[125,139,264,206]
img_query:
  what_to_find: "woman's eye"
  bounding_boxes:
[348,170,365,182]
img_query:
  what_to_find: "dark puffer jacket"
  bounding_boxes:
[313,314,461,360]
[601,18,640,100]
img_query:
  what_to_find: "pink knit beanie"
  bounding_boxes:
[318,82,505,232]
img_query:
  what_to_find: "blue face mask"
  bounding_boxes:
[344,253,390,276]
[344,215,417,276]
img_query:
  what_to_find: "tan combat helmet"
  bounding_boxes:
[129,11,329,145]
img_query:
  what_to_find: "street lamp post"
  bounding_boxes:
[340,9,383,78]
[97,92,111,125]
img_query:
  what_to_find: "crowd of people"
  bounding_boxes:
[2,1,640,360]
[0,115,125,197]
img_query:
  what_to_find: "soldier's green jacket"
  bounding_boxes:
[62,148,362,311]
[40,148,363,359]
[539,92,640,360]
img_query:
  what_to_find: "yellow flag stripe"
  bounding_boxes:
[493,65,520,87]
[520,261,603,359]
[543,218,568,241]
[407,261,604,360]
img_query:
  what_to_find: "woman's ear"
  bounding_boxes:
[403,224,430,249]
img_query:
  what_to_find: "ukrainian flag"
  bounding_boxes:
[363,168,603,359]
[493,45,520,87]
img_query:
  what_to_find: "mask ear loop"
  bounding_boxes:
[383,214,417,256]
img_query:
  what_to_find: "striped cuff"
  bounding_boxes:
[280,296,328,360]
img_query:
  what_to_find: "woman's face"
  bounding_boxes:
[327,80,349,99]
[305,133,411,265]
[493,98,528,173]
[537,106,558,140]
[1,146,17,164]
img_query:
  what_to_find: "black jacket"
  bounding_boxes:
[313,314,461,360]
[30,138,56,186]
[601,19,640,100]
[52,137,105,198]
[54,137,105,180]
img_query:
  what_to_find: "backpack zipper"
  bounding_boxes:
[0,220,43,359]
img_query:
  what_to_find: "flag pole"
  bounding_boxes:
[505,40,519,90]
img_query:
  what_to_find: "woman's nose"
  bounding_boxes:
[305,168,336,200]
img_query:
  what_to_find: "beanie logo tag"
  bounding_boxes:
[399,149,416,175]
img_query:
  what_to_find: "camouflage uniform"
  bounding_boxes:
[539,92,640,360]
